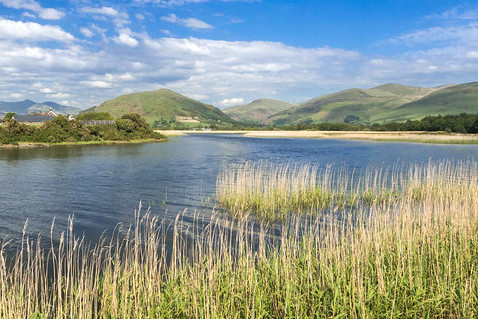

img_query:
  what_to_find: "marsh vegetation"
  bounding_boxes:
[1,159,477,317]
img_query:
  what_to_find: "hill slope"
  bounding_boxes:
[223,98,295,123]
[266,84,435,125]
[92,89,235,125]
[377,81,478,122]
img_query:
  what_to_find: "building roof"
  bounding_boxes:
[14,114,56,123]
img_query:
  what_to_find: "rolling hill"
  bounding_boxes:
[375,81,478,122]
[223,98,295,123]
[0,100,81,115]
[265,83,450,125]
[90,89,235,126]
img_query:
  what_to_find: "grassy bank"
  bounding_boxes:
[1,161,478,317]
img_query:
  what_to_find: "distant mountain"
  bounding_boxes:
[375,81,478,122]
[265,83,440,125]
[223,98,295,123]
[265,82,478,125]
[0,99,81,115]
[0,99,37,114]
[89,88,235,125]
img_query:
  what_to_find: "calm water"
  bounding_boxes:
[1,134,477,244]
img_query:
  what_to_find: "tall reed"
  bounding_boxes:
[0,160,477,318]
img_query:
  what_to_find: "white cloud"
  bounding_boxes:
[114,31,139,47]
[22,11,35,18]
[9,93,24,99]
[39,87,53,93]
[82,80,112,88]
[0,19,74,42]
[391,23,478,46]
[80,6,119,16]
[80,27,94,38]
[218,98,244,106]
[161,13,214,29]
[38,8,64,20]
[48,92,70,98]
[0,0,64,20]
[428,7,478,20]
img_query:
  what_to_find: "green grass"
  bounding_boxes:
[1,160,478,318]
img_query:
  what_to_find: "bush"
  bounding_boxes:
[116,119,135,133]
[76,112,113,121]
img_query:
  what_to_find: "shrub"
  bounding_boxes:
[76,112,113,121]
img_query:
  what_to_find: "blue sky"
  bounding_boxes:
[0,0,477,109]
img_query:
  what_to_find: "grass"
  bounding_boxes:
[1,160,478,317]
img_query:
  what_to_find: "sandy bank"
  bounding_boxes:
[155,130,478,144]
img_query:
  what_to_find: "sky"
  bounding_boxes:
[0,0,478,109]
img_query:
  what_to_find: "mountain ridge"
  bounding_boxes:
[0,99,81,115]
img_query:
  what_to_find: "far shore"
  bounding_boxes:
[155,130,478,144]
[0,138,166,149]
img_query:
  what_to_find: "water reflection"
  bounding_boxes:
[1,134,477,248]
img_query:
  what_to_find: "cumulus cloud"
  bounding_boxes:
[114,30,139,47]
[80,6,119,16]
[0,19,74,42]
[218,98,244,106]
[161,14,213,29]
[0,0,64,19]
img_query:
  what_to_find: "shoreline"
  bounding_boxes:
[0,138,166,149]
[155,130,478,144]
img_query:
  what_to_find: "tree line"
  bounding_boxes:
[0,113,164,145]
[223,113,478,133]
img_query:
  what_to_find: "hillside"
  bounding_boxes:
[91,89,235,126]
[266,84,435,125]
[376,81,478,122]
[0,99,81,115]
[223,98,295,123]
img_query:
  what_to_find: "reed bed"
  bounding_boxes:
[216,160,478,221]
[1,160,478,318]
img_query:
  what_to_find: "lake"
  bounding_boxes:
[1,134,477,245]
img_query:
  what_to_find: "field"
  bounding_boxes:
[1,160,478,317]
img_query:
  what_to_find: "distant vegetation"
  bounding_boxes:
[0,113,165,145]
[277,113,478,134]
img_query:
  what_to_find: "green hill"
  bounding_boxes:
[90,89,234,126]
[266,84,434,125]
[376,82,478,122]
[223,98,295,123]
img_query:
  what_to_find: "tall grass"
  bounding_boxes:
[1,160,478,318]
[216,160,478,221]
